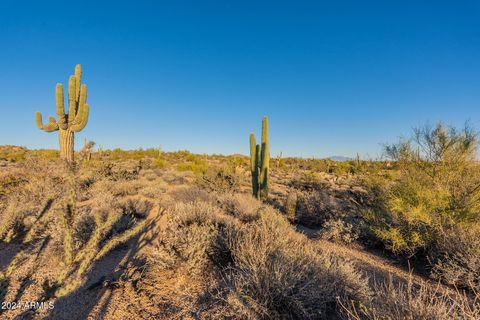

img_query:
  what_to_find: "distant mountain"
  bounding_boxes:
[328,155,353,162]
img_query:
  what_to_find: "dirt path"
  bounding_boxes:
[295,224,455,294]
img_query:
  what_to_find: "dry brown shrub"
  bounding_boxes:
[225,210,371,319]
[168,186,214,204]
[341,277,480,320]
[217,193,263,222]
[431,224,480,293]
[296,189,345,227]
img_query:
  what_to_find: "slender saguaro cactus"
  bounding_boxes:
[250,116,270,199]
[35,64,90,163]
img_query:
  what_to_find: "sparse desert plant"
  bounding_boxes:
[284,191,298,221]
[81,137,95,163]
[35,64,90,163]
[196,166,240,194]
[250,116,270,199]
[318,219,358,244]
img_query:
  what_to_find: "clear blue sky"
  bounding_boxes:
[1,1,479,158]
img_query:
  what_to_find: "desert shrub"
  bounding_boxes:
[217,193,263,222]
[318,219,358,244]
[140,169,160,181]
[430,224,480,292]
[341,277,480,320]
[119,198,153,218]
[177,160,208,174]
[113,180,142,196]
[137,199,371,319]
[0,171,27,198]
[225,210,370,319]
[174,152,209,174]
[154,156,167,169]
[284,191,298,221]
[0,145,27,162]
[0,160,66,243]
[149,201,230,272]
[168,186,214,204]
[138,180,168,198]
[296,189,344,227]
[196,166,240,194]
[227,155,249,169]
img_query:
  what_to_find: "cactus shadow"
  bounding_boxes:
[46,218,158,320]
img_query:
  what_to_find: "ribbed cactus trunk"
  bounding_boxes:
[250,134,259,198]
[35,64,90,163]
[250,116,270,200]
[59,129,74,162]
[259,116,269,199]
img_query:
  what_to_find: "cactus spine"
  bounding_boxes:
[35,64,90,163]
[250,116,270,199]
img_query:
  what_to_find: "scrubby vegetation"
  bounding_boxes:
[1,121,480,319]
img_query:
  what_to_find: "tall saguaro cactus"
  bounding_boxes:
[35,64,90,163]
[250,116,270,199]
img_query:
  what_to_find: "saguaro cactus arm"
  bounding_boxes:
[35,112,59,132]
[67,76,78,124]
[56,84,68,130]
[249,133,256,172]
[260,116,269,175]
[70,103,89,132]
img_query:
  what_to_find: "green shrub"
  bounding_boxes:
[365,123,480,256]
[0,146,27,162]
[177,154,208,174]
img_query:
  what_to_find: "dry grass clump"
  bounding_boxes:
[431,224,480,293]
[296,189,345,227]
[217,193,263,222]
[168,186,214,204]
[341,277,480,320]
[318,219,359,244]
[0,159,66,243]
[138,181,168,198]
[160,169,194,185]
[150,201,229,272]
